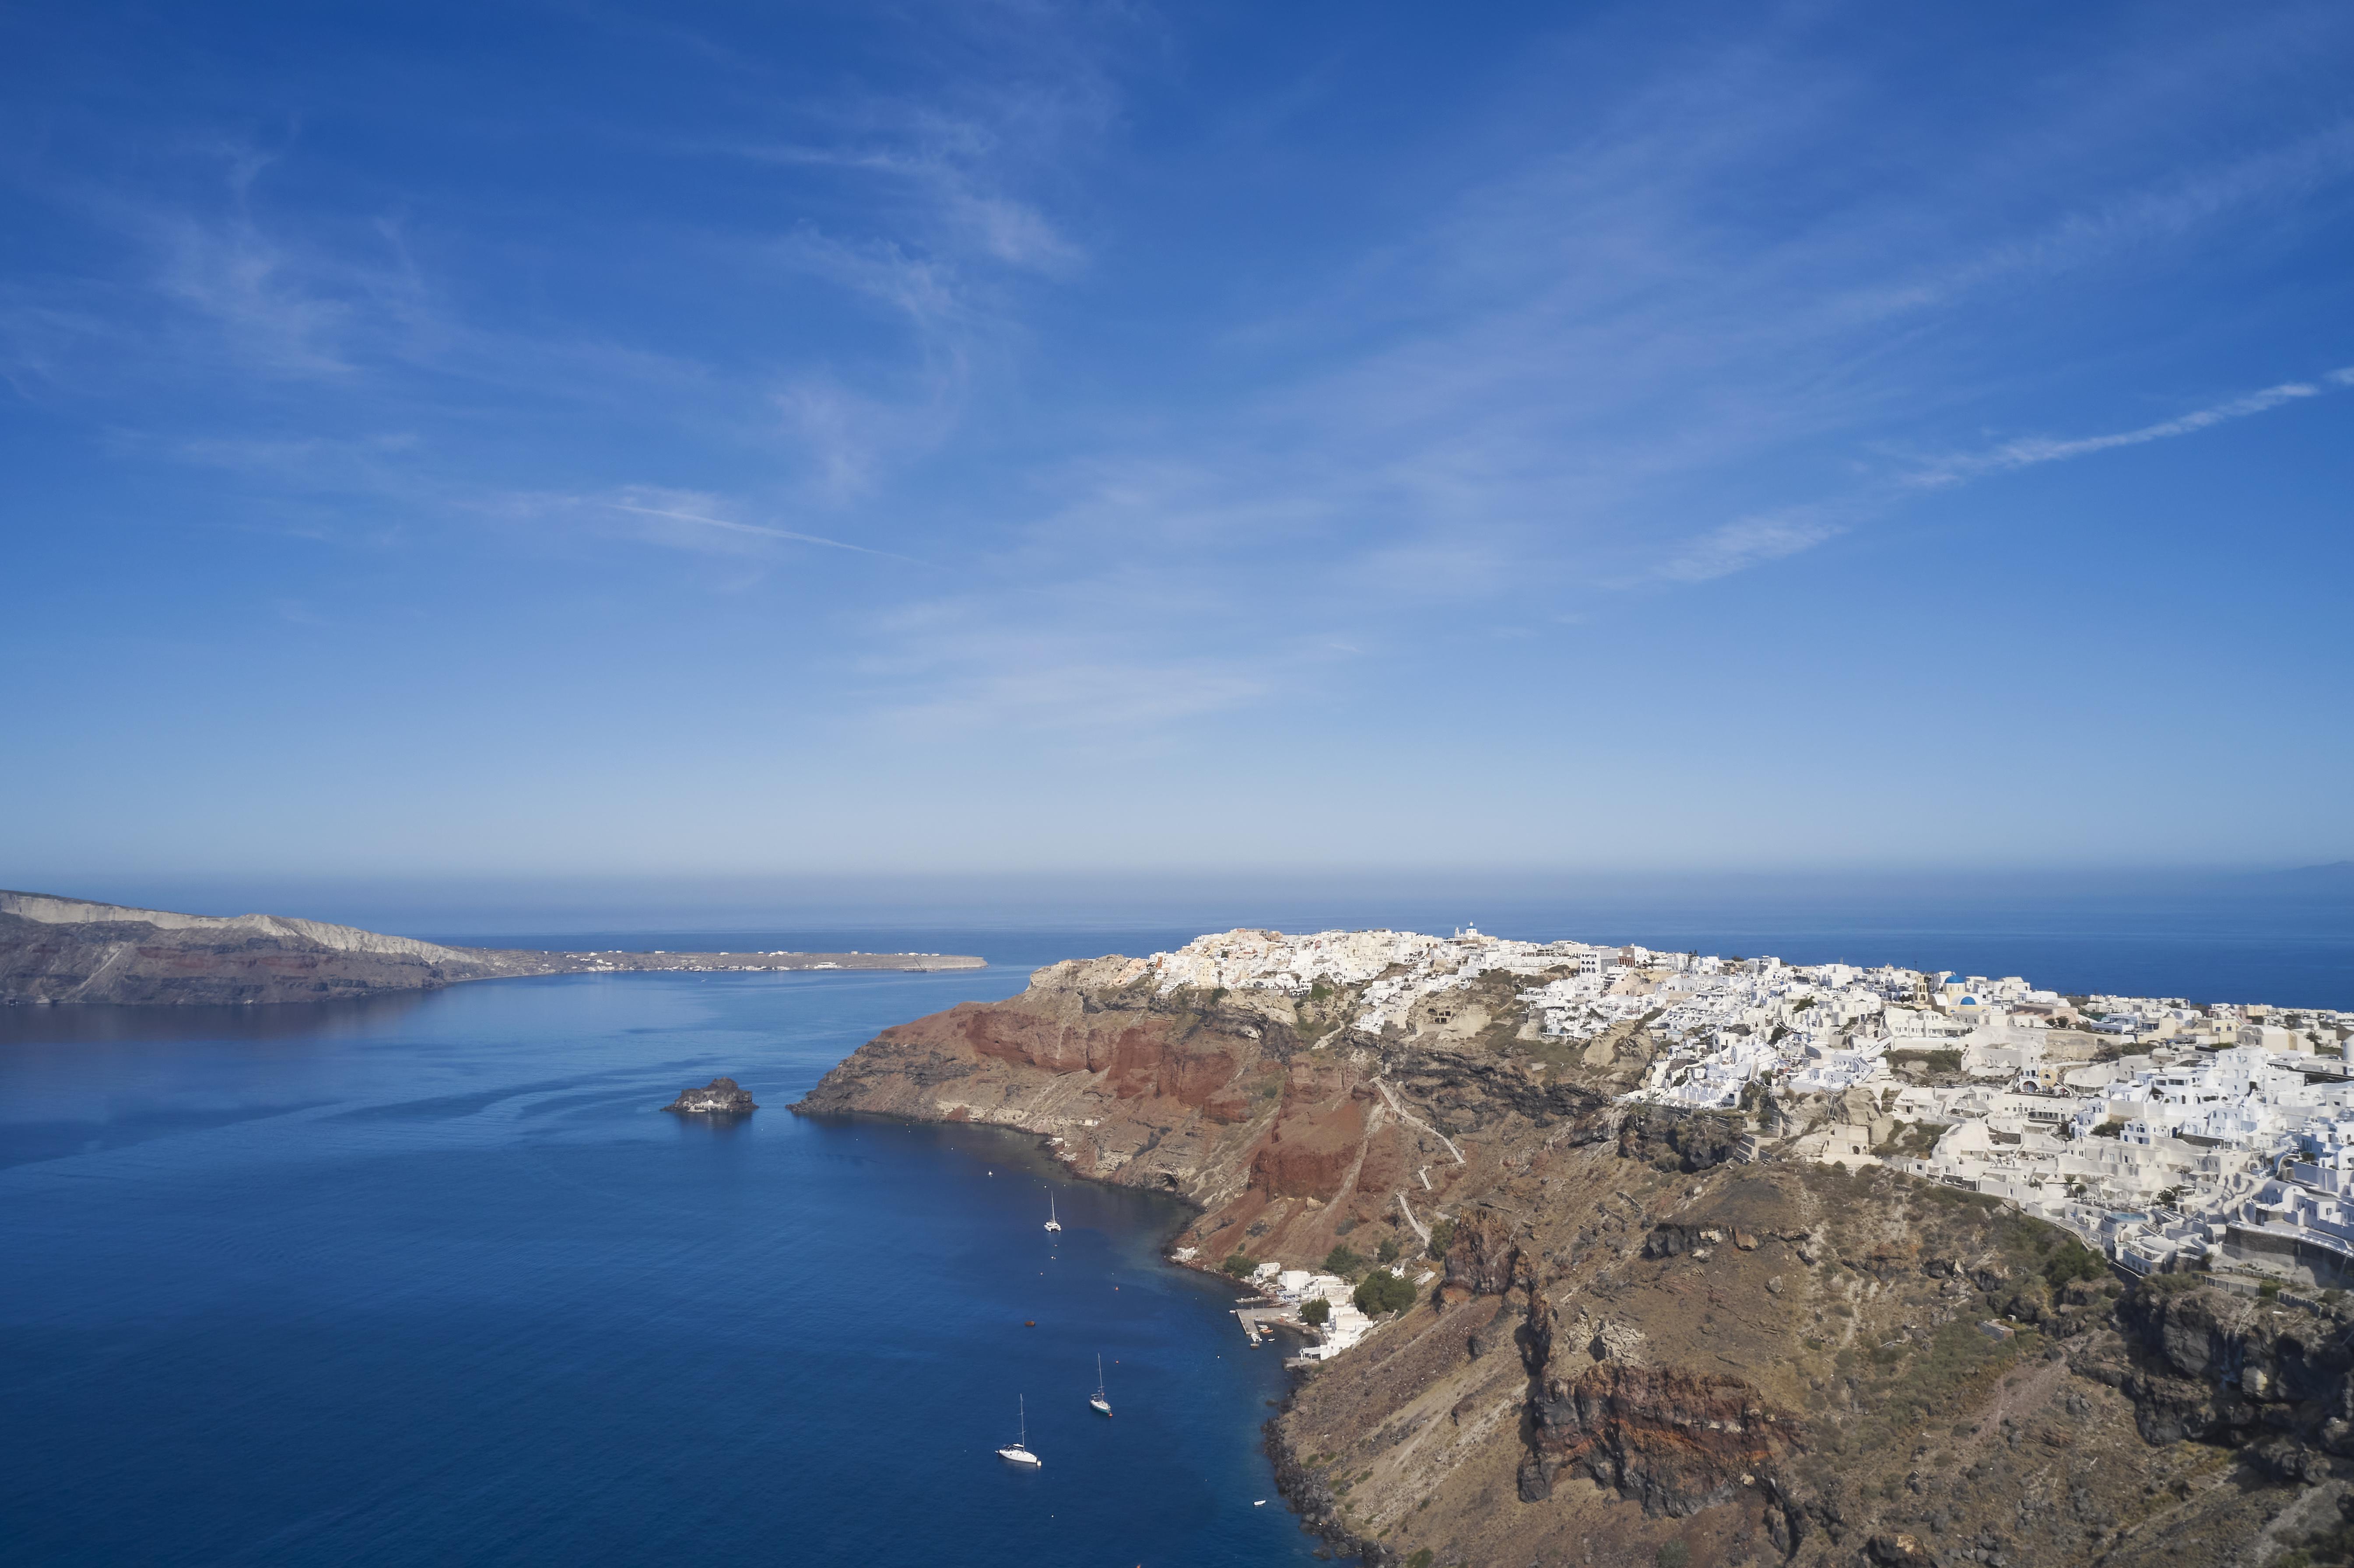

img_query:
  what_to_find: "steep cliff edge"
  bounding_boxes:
[798,929,2354,1568]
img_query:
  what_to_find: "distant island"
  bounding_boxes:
[0,889,983,1006]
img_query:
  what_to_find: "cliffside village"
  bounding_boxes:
[1144,926,2354,1355]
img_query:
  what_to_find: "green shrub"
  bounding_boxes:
[1355,1268,1420,1316]
[2260,1279,2283,1300]
[1377,1236,1402,1264]
[1324,1243,1365,1276]
[1302,1296,1331,1326]
[1407,1550,1435,1568]
[1657,1543,1691,1568]
[2041,1239,2107,1289]
[1222,1252,1254,1277]
[1426,1218,1455,1261]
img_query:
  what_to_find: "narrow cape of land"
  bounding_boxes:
[0,889,983,1006]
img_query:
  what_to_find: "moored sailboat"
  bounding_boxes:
[997,1395,1042,1466]
[1044,1194,1061,1232]
[1089,1354,1112,1417]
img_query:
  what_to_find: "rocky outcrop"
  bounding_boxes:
[664,1077,758,1114]
[1618,1102,1744,1171]
[0,889,983,1005]
[1440,1205,1532,1301]
[2087,1279,2354,1459]
[1523,1364,1804,1517]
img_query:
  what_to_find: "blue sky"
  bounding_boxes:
[5,0,2351,879]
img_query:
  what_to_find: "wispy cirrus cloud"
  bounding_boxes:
[1658,508,1853,584]
[1646,366,2354,583]
[743,141,1084,276]
[603,489,924,562]
[493,486,926,564]
[1905,368,2354,489]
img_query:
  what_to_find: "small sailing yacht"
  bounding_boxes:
[1043,1194,1062,1233]
[997,1396,1042,1467]
[1089,1354,1112,1417]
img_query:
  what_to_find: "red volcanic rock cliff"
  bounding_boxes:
[792,952,1513,1270]
[1527,1362,1805,1519]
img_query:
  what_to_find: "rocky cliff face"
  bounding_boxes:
[0,889,984,1005]
[798,931,2354,1568]
[664,1077,758,1114]
[0,891,518,1004]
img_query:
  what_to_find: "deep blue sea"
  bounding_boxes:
[0,957,1320,1568]
[3,886,2350,1566]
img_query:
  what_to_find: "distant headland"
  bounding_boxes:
[0,889,984,1006]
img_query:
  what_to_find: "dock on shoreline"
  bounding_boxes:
[1234,1301,1302,1346]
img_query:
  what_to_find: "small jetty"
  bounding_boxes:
[1232,1300,1300,1346]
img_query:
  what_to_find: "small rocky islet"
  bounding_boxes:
[663,1077,758,1115]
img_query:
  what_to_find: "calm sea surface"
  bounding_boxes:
[3,893,2349,1566]
[0,957,1322,1568]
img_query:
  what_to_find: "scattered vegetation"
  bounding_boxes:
[2273,1507,2354,1568]
[1354,1269,1420,1316]
[1406,1550,1435,1568]
[2040,1237,2108,1289]
[1222,1252,1255,1277]
[1425,1218,1455,1261]
[1656,1543,1691,1568]
[1324,1243,1365,1277]
[1302,1297,1330,1326]
[1838,1314,2031,1451]
[1873,1120,1949,1158]
[1376,1236,1402,1264]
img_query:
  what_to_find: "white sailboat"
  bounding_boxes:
[1089,1354,1112,1417]
[1043,1194,1062,1233]
[997,1395,1042,1467]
